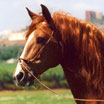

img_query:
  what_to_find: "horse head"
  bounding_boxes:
[13,4,62,86]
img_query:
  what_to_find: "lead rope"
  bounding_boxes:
[21,60,104,102]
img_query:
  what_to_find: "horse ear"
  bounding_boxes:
[41,4,55,30]
[41,4,62,45]
[26,7,38,20]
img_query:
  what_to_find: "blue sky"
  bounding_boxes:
[0,0,104,31]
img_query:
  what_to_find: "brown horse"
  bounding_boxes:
[13,4,104,104]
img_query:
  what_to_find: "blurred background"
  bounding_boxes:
[0,0,104,104]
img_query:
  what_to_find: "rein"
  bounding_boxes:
[19,58,104,102]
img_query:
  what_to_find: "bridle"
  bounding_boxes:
[18,29,63,78]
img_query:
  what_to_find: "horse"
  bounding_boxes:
[13,4,104,104]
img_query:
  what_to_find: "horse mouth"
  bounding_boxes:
[15,77,34,87]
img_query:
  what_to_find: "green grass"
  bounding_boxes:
[0,62,16,83]
[0,63,75,103]
[0,61,64,79]
[0,90,76,104]
[0,61,63,78]
[0,61,68,89]
[0,62,17,75]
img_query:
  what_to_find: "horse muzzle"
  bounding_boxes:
[13,71,35,86]
[13,62,34,86]
[13,70,26,86]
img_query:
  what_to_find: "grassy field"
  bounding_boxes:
[0,62,75,103]
[0,89,76,104]
[0,61,69,90]
[0,61,16,73]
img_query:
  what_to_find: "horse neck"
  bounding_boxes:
[61,65,104,104]
[56,19,104,104]
[61,51,104,104]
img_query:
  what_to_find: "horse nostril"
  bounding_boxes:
[16,72,25,82]
[13,76,16,81]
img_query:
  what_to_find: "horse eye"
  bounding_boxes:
[37,37,46,44]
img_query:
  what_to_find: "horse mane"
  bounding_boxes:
[53,12,104,93]
[26,11,104,92]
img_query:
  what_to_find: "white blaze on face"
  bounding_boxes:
[20,31,35,58]
[14,31,35,77]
